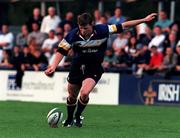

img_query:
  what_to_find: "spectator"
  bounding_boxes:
[175,41,180,73]
[40,7,61,34]
[63,23,72,37]
[0,50,13,69]
[99,15,108,24]
[59,11,75,29]
[148,26,165,52]
[154,11,172,31]
[108,7,126,25]
[26,7,43,32]
[144,46,164,75]
[41,30,58,61]
[0,24,14,60]
[93,9,101,25]
[112,33,128,55]
[163,32,177,52]
[157,47,177,77]
[16,24,29,48]
[102,48,117,71]
[28,22,47,47]
[31,49,48,71]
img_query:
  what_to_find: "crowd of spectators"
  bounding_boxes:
[0,6,180,80]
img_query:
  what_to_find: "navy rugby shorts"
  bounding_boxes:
[67,63,104,85]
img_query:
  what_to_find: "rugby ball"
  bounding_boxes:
[47,108,63,128]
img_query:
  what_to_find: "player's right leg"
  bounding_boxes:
[62,83,80,127]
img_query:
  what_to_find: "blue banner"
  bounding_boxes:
[119,74,180,105]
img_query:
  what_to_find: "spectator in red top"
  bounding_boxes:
[144,45,163,75]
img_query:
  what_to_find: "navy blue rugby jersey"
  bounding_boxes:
[57,24,123,64]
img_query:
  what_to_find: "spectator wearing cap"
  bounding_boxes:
[40,7,61,34]
[41,30,58,61]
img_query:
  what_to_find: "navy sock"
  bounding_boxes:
[66,97,77,121]
[75,97,89,118]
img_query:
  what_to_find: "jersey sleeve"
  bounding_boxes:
[56,28,77,56]
[108,24,123,34]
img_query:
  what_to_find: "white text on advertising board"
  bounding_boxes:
[158,84,180,102]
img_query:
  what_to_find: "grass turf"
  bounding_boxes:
[0,101,180,138]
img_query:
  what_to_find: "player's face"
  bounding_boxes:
[79,24,93,39]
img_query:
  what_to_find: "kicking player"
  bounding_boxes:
[45,12,157,127]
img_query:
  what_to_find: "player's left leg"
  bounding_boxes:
[63,83,81,127]
[74,78,96,127]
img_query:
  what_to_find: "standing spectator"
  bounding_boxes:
[26,7,43,32]
[41,30,58,61]
[108,7,126,25]
[16,24,29,48]
[28,22,47,47]
[154,11,172,31]
[40,7,61,34]
[0,24,14,60]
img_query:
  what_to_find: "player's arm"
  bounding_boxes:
[45,39,71,76]
[122,13,157,29]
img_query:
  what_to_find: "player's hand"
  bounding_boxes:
[45,65,56,77]
[144,13,157,22]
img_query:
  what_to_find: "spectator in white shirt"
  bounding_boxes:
[42,30,58,61]
[0,24,14,60]
[40,7,61,34]
[148,25,165,52]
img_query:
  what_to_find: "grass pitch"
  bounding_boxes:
[0,101,180,138]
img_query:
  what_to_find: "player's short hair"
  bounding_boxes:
[77,13,93,26]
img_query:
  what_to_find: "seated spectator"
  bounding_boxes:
[28,22,47,47]
[112,33,128,55]
[0,24,14,59]
[134,45,151,76]
[93,9,102,25]
[63,23,72,37]
[28,37,39,55]
[148,25,165,52]
[21,46,34,70]
[113,48,130,72]
[170,21,180,39]
[16,24,29,48]
[108,7,126,25]
[102,48,117,71]
[163,32,177,53]
[144,46,164,75]
[99,15,108,24]
[41,30,58,61]
[0,50,13,69]
[59,11,76,29]
[175,41,180,73]
[157,47,177,77]
[154,11,172,32]
[31,49,48,71]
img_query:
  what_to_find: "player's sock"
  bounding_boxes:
[75,96,89,118]
[66,97,77,122]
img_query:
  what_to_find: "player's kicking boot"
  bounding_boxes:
[62,119,73,128]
